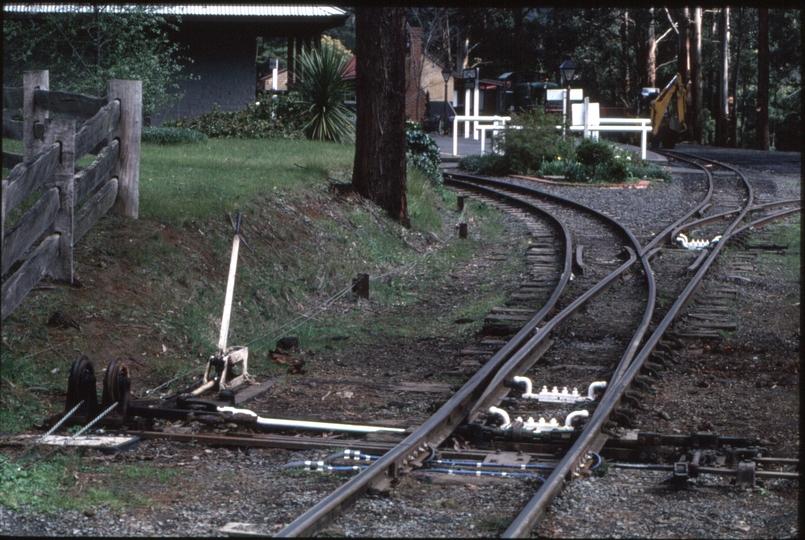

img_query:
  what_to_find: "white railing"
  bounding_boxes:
[450,113,652,160]
[452,115,511,156]
[549,118,652,159]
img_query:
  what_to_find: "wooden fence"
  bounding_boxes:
[2,70,141,321]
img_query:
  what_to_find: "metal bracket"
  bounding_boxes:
[735,460,756,487]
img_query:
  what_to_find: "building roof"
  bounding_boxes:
[4,4,347,20]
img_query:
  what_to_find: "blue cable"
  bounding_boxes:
[424,467,546,481]
[427,458,555,471]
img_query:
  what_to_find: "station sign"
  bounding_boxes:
[546,88,584,102]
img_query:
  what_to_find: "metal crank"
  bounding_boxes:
[191,212,251,397]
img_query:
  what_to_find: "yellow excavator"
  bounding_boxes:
[649,72,689,149]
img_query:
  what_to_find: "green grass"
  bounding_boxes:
[0,452,178,513]
[139,138,355,223]
[755,217,801,280]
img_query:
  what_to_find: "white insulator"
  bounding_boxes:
[565,410,590,427]
[513,375,539,399]
[587,381,608,400]
[676,233,719,251]
[488,406,511,428]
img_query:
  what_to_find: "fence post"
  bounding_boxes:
[107,79,142,219]
[23,70,49,162]
[45,118,76,283]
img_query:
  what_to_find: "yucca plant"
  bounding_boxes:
[295,39,355,144]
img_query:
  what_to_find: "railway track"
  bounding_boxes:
[26,149,799,537]
[269,149,799,537]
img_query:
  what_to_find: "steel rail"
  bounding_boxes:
[728,207,801,240]
[612,462,800,480]
[502,151,754,538]
[275,181,576,537]
[444,174,655,412]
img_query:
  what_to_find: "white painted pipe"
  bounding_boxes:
[488,406,511,428]
[217,406,406,434]
[587,381,608,400]
[564,410,589,428]
[512,375,540,399]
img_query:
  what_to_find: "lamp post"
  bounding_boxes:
[442,66,452,134]
[559,57,577,137]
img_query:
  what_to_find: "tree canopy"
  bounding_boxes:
[409,7,800,149]
[3,6,191,118]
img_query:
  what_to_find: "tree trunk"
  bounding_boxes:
[456,24,468,72]
[730,8,744,148]
[677,8,690,81]
[647,8,656,88]
[716,8,730,147]
[352,7,410,227]
[691,8,703,144]
[756,8,770,150]
[621,10,631,101]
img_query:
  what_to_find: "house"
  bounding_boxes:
[4,4,349,125]
[259,69,289,92]
[405,25,456,124]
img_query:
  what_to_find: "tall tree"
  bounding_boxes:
[690,8,703,144]
[756,8,770,150]
[716,7,730,146]
[647,8,657,88]
[352,7,410,227]
[677,8,691,81]
[729,7,747,148]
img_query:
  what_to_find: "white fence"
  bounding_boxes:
[450,104,652,160]
[451,115,511,156]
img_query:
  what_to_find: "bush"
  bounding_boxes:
[141,126,207,145]
[165,94,307,139]
[536,159,566,177]
[562,161,590,183]
[560,142,669,183]
[459,153,510,176]
[498,108,572,175]
[575,139,614,167]
[405,121,442,183]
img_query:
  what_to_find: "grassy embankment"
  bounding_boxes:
[1,137,522,433]
[1,136,528,512]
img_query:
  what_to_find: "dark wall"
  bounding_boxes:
[153,21,259,125]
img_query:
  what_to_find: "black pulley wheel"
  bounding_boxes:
[66,355,98,414]
[102,358,132,418]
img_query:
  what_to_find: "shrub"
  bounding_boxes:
[405,121,442,183]
[165,94,306,139]
[629,161,672,181]
[575,139,614,167]
[295,39,355,144]
[562,161,590,183]
[536,159,566,177]
[141,126,207,145]
[599,158,629,183]
[499,108,572,175]
[459,153,510,176]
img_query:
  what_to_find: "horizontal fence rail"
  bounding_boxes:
[1,70,141,321]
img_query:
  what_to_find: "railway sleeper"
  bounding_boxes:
[631,376,658,395]
[641,362,664,377]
